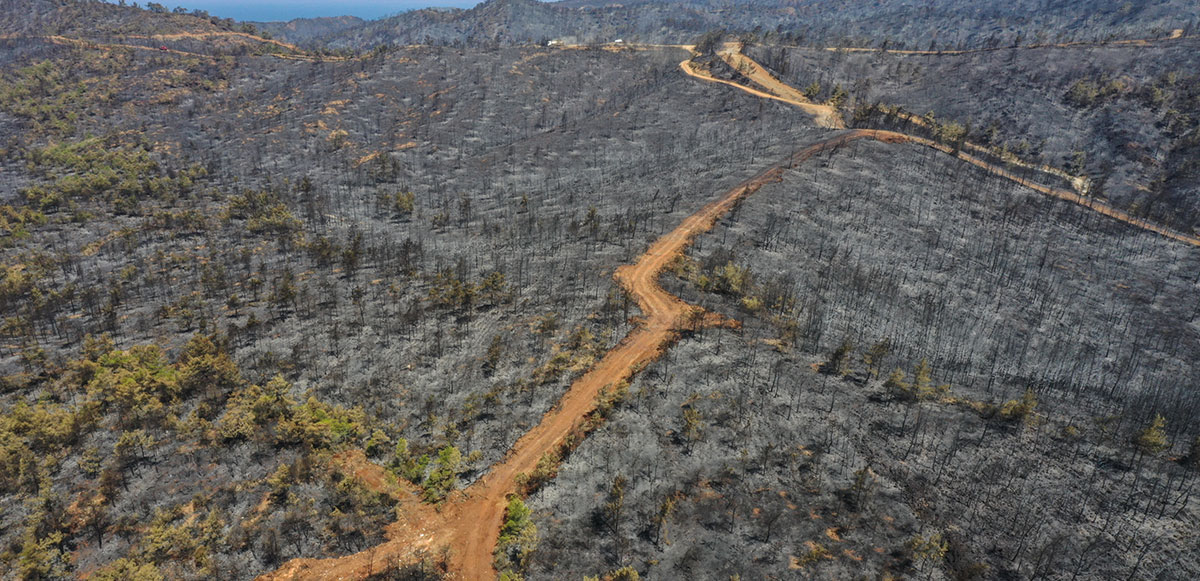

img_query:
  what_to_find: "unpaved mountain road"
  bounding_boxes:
[124,30,302,52]
[716,42,846,129]
[716,43,1090,194]
[912,135,1200,247]
[262,129,914,581]
[694,46,1200,248]
[275,123,1195,581]
[679,49,846,129]
[261,34,1200,581]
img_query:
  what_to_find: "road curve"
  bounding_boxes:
[686,49,1200,248]
[678,54,846,129]
[260,125,1200,581]
[259,129,916,581]
[261,37,1200,581]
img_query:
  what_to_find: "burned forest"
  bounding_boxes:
[0,1,1198,580]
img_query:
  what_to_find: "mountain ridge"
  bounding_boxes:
[253,0,1200,49]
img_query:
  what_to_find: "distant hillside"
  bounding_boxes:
[9,0,1196,51]
[253,15,365,45]
[270,0,1200,49]
[1,0,306,56]
[0,0,230,38]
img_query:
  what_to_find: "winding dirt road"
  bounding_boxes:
[263,36,1200,581]
[692,46,1200,248]
[679,49,846,129]
[279,124,1189,581]
[3,23,1193,578]
[262,130,915,581]
[712,43,1095,193]
[716,42,846,129]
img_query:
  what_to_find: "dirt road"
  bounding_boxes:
[260,132,1200,581]
[261,129,914,581]
[126,30,302,52]
[262,37,1200,581]
[717,46,1091,193]
[715,42,846,129]
[687,48,1200,248]
[678,51,845,129]
[905,133,1200,247]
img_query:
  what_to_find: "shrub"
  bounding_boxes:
[1134,414,1170,456]
[999,388,1038,423]
[495,496,538,577]
[421,446,461,502]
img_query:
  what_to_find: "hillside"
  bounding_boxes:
[534,140,1200,580]
[0,0,224,37]
[0,0,303,56]
[253,16,366,45]
[265,0,1200,49]
[0,0,1198,580]
[747,36,1200,233]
